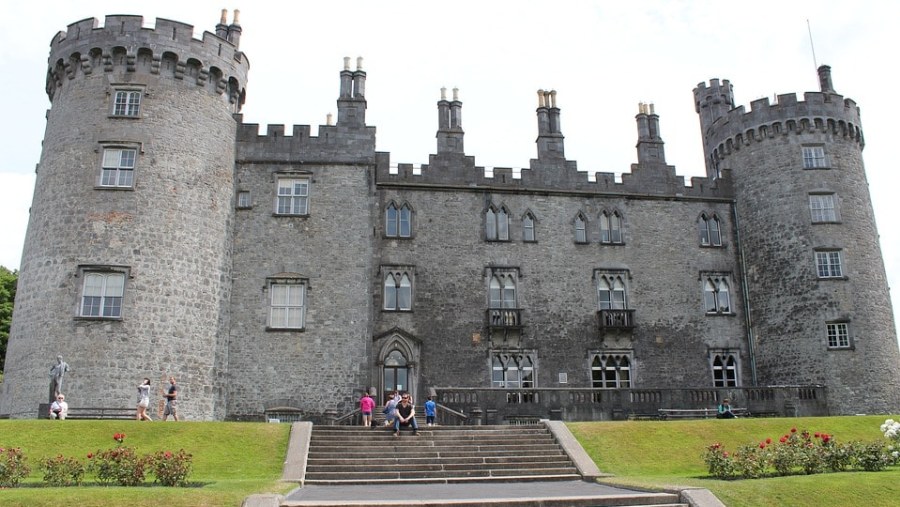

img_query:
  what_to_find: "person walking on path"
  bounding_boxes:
[136,378,153,421]
[359,392,375,428]
[163,377,179,421]
[393,393,419,437]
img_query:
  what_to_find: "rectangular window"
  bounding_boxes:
[276,179,309,215]
[269,281,306,329]
[80,272,125,318]
[237,191,251,208]
[492,352,535,388]
[702,273,732,314]
[113,90,141,117]
[816,250,843,278]
[826,322,850,349]
[100,148,136,188]
[802,146,827,169]
[711,352,739,387]
[809,194,836,223]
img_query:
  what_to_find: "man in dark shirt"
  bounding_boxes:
[393,393,419,437]
[163,377,179,421]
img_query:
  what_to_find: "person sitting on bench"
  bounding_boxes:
[717,398,736,419]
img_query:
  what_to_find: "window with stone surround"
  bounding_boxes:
[596,271,628,310]
[385,202,413,238]
[485,204,510,241]
[710,351,739,387]
[382,266,413,311]
[522,212,536,242]
[574,212,588,244]
[267,276,307,330]
[699,213,722,246]
[826,321,851,349]
[802,145,828,169]
[491,352,535,388]
[236,190,252,209]
[112,89,142,117]
[275,178,310,215]
[815,250,844,278]
[600,210,624,244]
[79,267,127,319]
[809,194,837,223]
[590,352,632,388]
[702,273,732,315]
[99,147,136,188]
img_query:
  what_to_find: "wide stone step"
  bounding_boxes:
[311,435,556,444]
[309,442,563,451]
[307,459,575,472]
[308,448,567,460]
[305,466,580,481]
[308,455,573,466]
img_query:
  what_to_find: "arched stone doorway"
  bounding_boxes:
[374,328,421,404]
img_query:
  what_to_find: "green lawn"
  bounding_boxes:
[0,420,293,507]
[569,415,900,507]
[2,416,899,507]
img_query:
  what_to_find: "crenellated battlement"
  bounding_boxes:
[46,14,249,108]
[235,121,377,164]
[377,152,732,200]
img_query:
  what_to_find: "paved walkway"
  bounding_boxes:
[283,479,671,505]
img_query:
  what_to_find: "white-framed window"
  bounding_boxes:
[710,352,739,387]
[100,148,136,188]
[276,178,309,215]
[590,352,632,388]
[809,194,837,223]
[522,212,536,242]
[802,146,827,169]
[237,191,252,209]
[699,213,722,246]
[702,273,732,314]
[485,205,510,241]
[489,273,517,309]
[112,90,141,117]
[826,322,850,349]
[491,352,535,388]
[383,269,413,311]
[816,250,843,278]
[80,271,126,318]
[574,213,587,243]
[600,210,623,244]
[386,202,412,238]
[268,279,307,329]
[597,272,627,310]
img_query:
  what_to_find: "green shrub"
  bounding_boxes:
[0,446,30,487]
[149,449,193,487]
[88,446,147,486]
[39,454,85,486]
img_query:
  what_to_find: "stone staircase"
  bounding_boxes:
[304,424,582,484]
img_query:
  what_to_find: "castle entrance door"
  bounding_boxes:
[383,349,409,394]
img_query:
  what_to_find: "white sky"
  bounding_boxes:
[1,1,898,339]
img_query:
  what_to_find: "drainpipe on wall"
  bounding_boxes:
[732,201,759,386]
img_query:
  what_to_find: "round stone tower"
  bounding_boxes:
[0,12,248,419]
[694,67,900,414]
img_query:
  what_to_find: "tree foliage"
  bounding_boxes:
[0,265,17,373]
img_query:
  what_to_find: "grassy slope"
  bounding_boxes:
[0,420,293,507]
[569,415,900,507]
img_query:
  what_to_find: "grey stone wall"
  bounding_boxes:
[0,15,247,419]
[698,81,900,414]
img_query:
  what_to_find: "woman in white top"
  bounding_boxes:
[136,378,152,421]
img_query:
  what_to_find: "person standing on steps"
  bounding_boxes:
[383,391,400,427]
[136,378,153,421]
[359,391,375,428]
[393,393,419,437]
[163,377,179,421]
[424,395,437,427]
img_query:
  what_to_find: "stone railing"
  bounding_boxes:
[433,386,829,423]
[597,309,635,330]
[486,308,523,329]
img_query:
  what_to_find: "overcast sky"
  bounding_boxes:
[1,1,897,338]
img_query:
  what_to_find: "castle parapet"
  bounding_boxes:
[46,15,249,107]
[235,122,377,164]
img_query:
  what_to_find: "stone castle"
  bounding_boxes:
[2,11,899,421]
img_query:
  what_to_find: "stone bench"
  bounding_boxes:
[658,407,748,420]
[56,407,135,420]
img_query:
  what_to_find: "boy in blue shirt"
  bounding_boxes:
[424,396,437,426]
